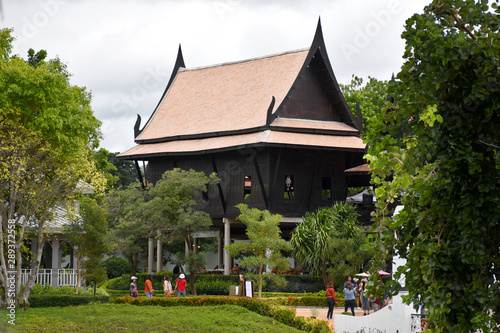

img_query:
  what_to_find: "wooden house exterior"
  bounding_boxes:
[119,21,367,273]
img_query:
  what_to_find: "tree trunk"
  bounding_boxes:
[19,226,46,308]
[189,272,196,296]
[130,252,139,276]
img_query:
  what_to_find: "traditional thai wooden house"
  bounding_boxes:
[119,20,367,274]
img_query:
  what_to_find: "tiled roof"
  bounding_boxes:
[270,117,358,135]
[345,164,372,173]
[120,130,365,158]
[25,203,81,234]
[136,50,309,142]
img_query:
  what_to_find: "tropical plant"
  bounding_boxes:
[290,202,362,288]
[225,204,292,299]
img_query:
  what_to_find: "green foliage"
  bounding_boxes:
[107,152,138,188]
[5,304,304,333]
[365,1,500,331]
[146,168,219,294]
[81,287,109,297]
[64,197,112,293]
[100,256,131,279]
[104,183,152,275]
[105,273,325,296]
[26,48,47,67]
[29,284,75,295]
[27,294,109,308]
[195,278,234,295]
[93,148,118,189]
[291,202,367,288]
[225,204,292,299]
[0,27,106,305]
[340,75,389,134]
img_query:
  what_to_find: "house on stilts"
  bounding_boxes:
[118,20,368,275]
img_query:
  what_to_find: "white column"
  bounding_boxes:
[218,227,223,267]
[223,218,231,275]
[148,238,154,274]
[156,238,162,273]
[51,239,60,287]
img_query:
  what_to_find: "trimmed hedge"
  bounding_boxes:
[100,256,131,279]
[28,294,110,308]
[107,273,324,295]
[112,296,330,333]
[267,296,345,308]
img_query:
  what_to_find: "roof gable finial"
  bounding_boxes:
[152,44,186,113]
[313,17,324,47]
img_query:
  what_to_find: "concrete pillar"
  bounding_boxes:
[218,227,223,267]
[223,218,231,275]
[148,238,154,274]
[156,238,162,273]
[51,239,60,287]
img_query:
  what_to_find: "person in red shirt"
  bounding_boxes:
[175,273,187,297]
[326,281,338,320]
[145,275,154,298]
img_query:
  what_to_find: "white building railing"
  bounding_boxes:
[17,269,79,287]
[58,269,79,287]
[20,269,52,286]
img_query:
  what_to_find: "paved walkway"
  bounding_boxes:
[292,306,370,331]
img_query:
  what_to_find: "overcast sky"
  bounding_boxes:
[1,0,430,153]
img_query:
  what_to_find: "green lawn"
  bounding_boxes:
[0,303,303,333]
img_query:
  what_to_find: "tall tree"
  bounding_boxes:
[0,28,106,307]
[147,168,219,295]
[225,204,292,300]
[290,202,362,288]
[107,152,138,189]
[64,197,112,294]
[340,75,389,134]
[365,1,500,330]
[105,183,151,275]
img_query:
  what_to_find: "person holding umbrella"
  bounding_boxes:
[356,272,371,315]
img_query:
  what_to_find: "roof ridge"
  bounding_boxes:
[180,47,310,72]
[273,117,352,126]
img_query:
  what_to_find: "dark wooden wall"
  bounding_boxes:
[278,51,340,122]
[145,145,363,219]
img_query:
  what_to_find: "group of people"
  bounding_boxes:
[129,273,188,298]
[326,273,391,319]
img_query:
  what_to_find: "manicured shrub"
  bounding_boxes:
[28,294,110,308]
[263,275,324,293]
[100,256,131,279]
[81,287,109,296]
[29,284,76,295]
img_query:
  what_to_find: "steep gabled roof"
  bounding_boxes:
[136,49,308,143]
[120,19,365,159]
